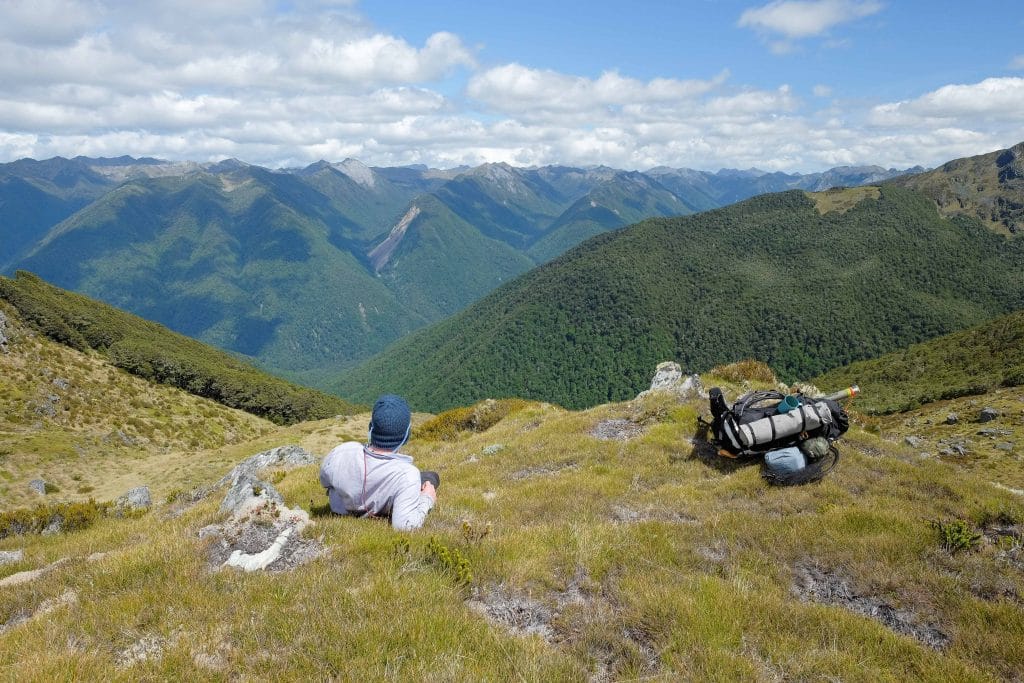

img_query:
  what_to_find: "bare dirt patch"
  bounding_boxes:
[792,562,950,650]
[468,567,661,681]
[589,419,644,441]
[509,460,579,481]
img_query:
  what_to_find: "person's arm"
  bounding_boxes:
[390,470,436,530]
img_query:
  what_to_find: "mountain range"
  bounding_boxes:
[1,154,917,384]
[337,141,1024,411]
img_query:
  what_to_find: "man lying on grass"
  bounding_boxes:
[319,394,439,530]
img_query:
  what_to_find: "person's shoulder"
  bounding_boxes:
[324,441,364,462]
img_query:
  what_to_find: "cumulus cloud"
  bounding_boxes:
[870,77,1024,125]
[0,1,1018,173]
[739,0,883,51]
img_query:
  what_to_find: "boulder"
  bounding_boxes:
[115,486,152,512]
[945,413,959,425]
[904,436,923,448]
[978,407,1000,423]
[219,476,284,516]
[28,479,46,495]
[216,445,316,488]
[0,550,23,566]
[0,310,8,352]
[637,362,706,400]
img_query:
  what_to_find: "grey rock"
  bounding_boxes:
[637,361,706,400]
[216,445,316,489]
[41,518,63,535]
[115,486,152,511]
[0,550,24,566]
[0,310,8,352]
[220,475,284,516]
[33,398,58,418]
[945,413,959,425]
[995,442,1015,452]
[648,361,683,390]
[197,525,222,540]
[51,377,69,390]
[904,436,923,448]
[978,407,1000,423]
[28,479,46,495]
[482,444,505,455]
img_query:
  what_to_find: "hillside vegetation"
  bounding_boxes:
[0,272,358,424]
[1,358,1022,680]
[815,309,1024,414]
[892,140,1024,236]
[3,155,918,386]
[0,299,275,507]
[338,186,1024,412]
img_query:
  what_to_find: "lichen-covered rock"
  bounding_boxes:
[216,445,316,488]
[28,479,46,495]
[219,476,284,516]
[115,486,152,512]
[0,550,24,566]
[636,361,706,400]
[0,310,9,352]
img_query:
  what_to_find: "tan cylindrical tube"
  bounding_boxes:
[823,385,859,402]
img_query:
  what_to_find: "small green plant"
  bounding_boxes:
[43,481,60,494]
[0,499,112,538]
[426,536,472,586]
[931,518,982,554]
[76,485,95,494]
[461,518,492,545]
[164,487,186,504]
[269,469,286,484]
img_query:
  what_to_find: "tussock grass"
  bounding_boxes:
[806,185,881,215]
[2,370,1023,678]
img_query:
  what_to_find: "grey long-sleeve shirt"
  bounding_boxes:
[319,442,435,530]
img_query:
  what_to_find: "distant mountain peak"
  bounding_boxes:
[336,158,376,189]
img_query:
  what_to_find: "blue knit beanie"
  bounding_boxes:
[369,394,411,450]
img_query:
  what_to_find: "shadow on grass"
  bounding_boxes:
[673,418,761,474]
[307,501,335,518]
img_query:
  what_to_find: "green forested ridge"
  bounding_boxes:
[0,271,359,424]
[338,186,1024,412]
[813,309,1024,414]
[3,155,920,387]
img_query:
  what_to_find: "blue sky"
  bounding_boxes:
[0,0,1022,171]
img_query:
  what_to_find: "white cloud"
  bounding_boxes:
[739,0,883,49]
[467,64,729,118]
[870,77,1024,125]
[0,2,1018,173]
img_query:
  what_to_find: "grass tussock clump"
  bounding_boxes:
[416,398,532,441]
[0,499,113,539]
[706,359,779,386]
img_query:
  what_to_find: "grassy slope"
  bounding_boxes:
[0,299,275,508]
[814,309,1024,414]
[0,273,359,424]
[1,361,1022,680]
[891,140,1024,236]
[337,186,1024,412]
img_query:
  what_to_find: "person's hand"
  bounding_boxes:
[421,481,436,501]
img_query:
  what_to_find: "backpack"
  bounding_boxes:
[708,388,849,457]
